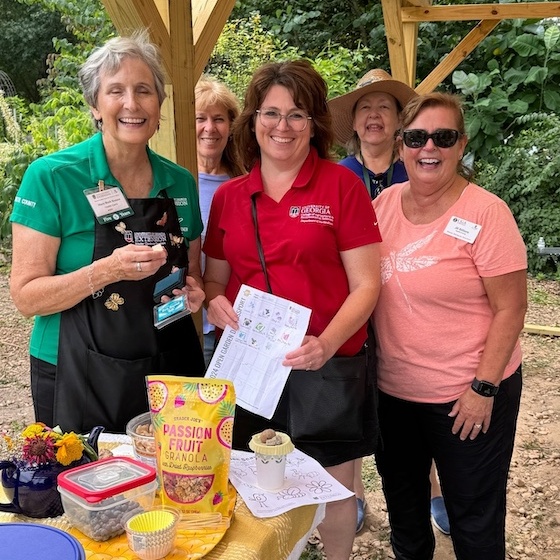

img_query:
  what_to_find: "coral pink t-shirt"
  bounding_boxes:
[373,182,527,403]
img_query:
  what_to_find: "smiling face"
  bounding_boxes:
[399,105,468,192]
[255,84,312,168]
[196,103,231,167]
[353,91,400,151]
[91,56,161,151]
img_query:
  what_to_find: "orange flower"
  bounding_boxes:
[54,432,84,466]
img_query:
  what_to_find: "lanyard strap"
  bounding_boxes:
[251,194,273,294]
[360,158,394,199]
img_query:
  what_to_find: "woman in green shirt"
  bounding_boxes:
[10,30,205,434]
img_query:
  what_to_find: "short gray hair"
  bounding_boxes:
[79,29,167,122]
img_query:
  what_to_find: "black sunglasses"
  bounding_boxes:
[402,128,462,149]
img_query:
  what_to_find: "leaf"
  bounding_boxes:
[524,66,548,85]
[481,120,502,136]
[465,118,481,138]
[452,71,480,95]
[544,26,560,51]
[543,89,560,111]
[508,99,530,114]
[512,33,543,57]
[477,73,493,91]
[503,67,528,86]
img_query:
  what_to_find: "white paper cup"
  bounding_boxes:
[254,453,288,490]
[248,431,294,491]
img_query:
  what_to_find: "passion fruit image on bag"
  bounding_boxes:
[146,376,235,518]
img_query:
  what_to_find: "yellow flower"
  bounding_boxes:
[54,432,84,466]
[21,423,47,439]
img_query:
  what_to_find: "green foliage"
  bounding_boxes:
[453,20,560,161]
[314,43,377,99]
[477,113,560,276]
[232,2,560,168]
[207,13,375,108]
[0,90,24,241]
[0,0,113,247]
[23,0,116,97]
[0,0,70,101]
[206,13,301,101]
[232,0,379,62]
[0,147,36,243]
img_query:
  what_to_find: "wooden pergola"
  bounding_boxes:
[101,1,560,339]
[101,0,560,174]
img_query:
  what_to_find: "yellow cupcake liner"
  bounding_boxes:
[127,508,179,533]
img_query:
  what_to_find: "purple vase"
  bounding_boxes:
[0,460,81,517]
[0,425,104,518]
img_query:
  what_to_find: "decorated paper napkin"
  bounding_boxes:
[228,448,353,518]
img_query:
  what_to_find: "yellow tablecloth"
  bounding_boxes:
[0,474,321,560]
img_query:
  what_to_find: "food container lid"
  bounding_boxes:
[248,431,294,456]
[0,523,85,560]
[57,456,156,503]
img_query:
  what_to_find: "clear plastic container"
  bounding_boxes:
[126,411,157,468]
[58,456,157,541]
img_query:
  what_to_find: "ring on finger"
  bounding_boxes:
[136,261,142,272]
[474,424,482,429]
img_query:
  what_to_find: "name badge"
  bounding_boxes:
[444,216,481,244]
[84,182,134,224]
[153,295,191,329]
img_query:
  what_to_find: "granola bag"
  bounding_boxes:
[146,375,235,518]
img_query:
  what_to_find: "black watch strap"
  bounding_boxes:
[471,378,499,397]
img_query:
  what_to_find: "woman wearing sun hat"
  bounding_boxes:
[329,70,450,536]
[329,68,417,198]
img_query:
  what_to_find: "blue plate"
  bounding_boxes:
[0,522,85,559]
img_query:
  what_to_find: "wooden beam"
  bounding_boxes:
[192,0,236,78]
[168,0,196,175]
[416,19,499,94]
[382,0,411,86]
[148,1,177,161]
[402,21,419,86]
[402,2,560,22]
[523,324,560,337]
[102,0,171,78]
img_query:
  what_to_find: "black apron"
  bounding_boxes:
[54,195,205,433]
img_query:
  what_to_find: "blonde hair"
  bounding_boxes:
[195,76,245,177]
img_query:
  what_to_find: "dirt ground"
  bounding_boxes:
[0,270,559,559]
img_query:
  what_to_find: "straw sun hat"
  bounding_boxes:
[329,69,417,146]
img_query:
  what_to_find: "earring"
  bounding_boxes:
[96,118,103,131]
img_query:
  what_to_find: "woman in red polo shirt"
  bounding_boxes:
[203,60,381,560]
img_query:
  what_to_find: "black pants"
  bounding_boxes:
[375,366,522,560]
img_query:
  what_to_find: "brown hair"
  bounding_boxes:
[233,60,334,169]
[195,76,245,177]
[398,92,472,180]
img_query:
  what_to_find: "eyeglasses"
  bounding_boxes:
[256,109,312,132]
[402,128,462,149]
